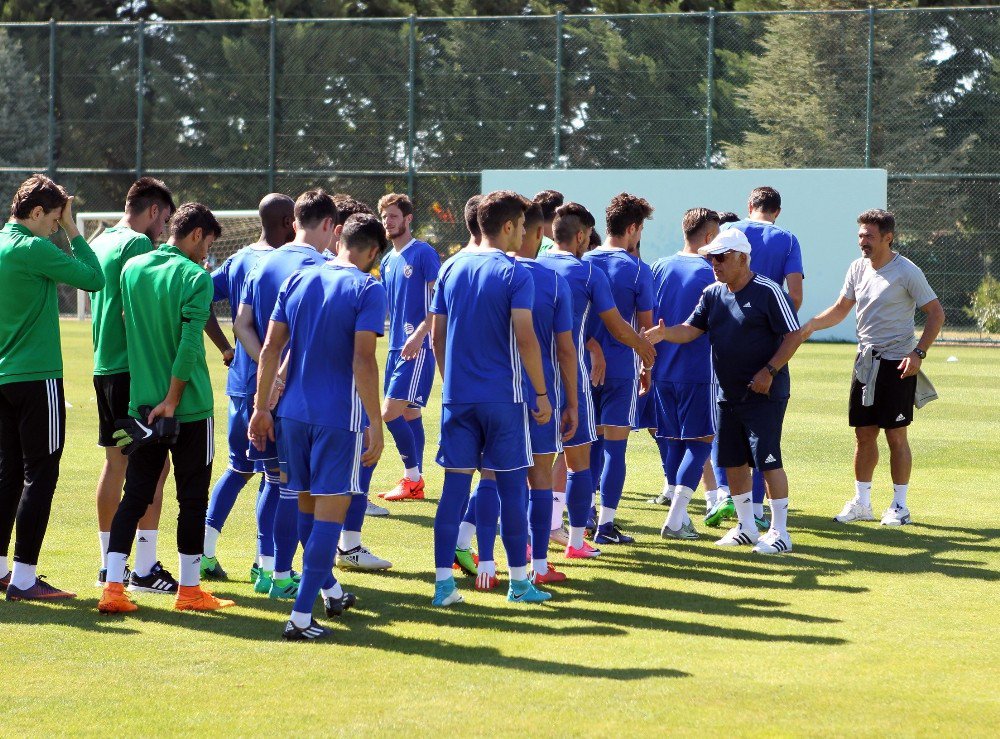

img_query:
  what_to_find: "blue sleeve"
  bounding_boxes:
[588,266,616,315]
[210,258,230,301]
[764,283,801,335]
[553,275,573,334]
[429,268,448,315]
[785,234,804,277]
[421,245,441,283]
[270,274,294,324]
[240,271,256,306]
[636,262,654,312]
[685,289,711,331]
[510,261,534,310]
[357,280,388,336]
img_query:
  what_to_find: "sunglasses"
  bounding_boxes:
[708,251,733,263]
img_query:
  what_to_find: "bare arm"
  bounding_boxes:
[802,294,855,340]
[899,299,945,379]
[512,308,551,425]
[233,302,263,365]
[148,377,187,422]
[248,320,289,449]
[431,313,447,379]
[555,330,579,442]
[785,273,804,311]
[353,331,384,467]
[644,319,705,345]
[203,307,235,365]
[401,281,437,360]
[598,307,656,368]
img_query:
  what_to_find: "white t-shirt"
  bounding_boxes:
[841,253,937,360]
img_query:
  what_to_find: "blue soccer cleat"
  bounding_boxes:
[432,576,463,607]
[507,578,552,604]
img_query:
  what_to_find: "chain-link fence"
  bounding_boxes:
[1,7,997,340]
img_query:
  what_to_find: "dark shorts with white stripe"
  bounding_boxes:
[94,372,130,447]
[108,417,215,557]
[714,398,787,472]
[848,357,917,429]
[0,378,66,565]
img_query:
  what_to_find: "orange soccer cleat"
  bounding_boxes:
[174,585,236,611]
[564,541,602,559]
[382,477,425,502]
[530,564,568,585]
[98,582,138,613]
[475,571,499,590]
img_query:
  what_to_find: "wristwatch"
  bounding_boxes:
[914,347,927,359]
[765,363,779,377]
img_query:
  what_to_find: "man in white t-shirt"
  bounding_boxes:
[803,209,944,526]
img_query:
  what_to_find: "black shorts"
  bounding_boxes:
[849,358,916,429]
[0,378,66,459]
[94,372,130,447]
[715,399,787,471]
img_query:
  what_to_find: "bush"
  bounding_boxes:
[964,273,1000,335]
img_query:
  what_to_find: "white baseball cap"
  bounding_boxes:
[698,228,752,256]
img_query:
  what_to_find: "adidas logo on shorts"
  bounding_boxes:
[764,454,777,464]
[742,302,752,308]
[895,414,906,422]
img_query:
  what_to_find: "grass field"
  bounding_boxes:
[4,321,999,736]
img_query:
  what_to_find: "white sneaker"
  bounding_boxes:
[366,500,390,517]
[336,544,393,570]
[549,525,569,547]
[714,525,759,547]
[834,498,875,523]
[880,503,912,527]
[752,529,793,555]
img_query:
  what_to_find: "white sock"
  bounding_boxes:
[551,492,566,530]
[435,567,453,582]
[99,531,111,569]
[892,483,908,508]
[178,553,201,587]
[259,555,275,572]
[10,561,37,590]
[665,485,694,530]
[719,484,730,496]
[456,521,476,550]
[479,560,496,577]
[321,580,343,599]
[404,466,421,482]
[855,481,872,507]
[339,530,362,551]
[770,497,789,535]
[569,526,585,549]
[532,558,548,576]
[0,555,8,578]
[597,505,616,526]
[704,489,718,508]
[274,570,291,581]
[106,552,128,584]
[290,610,312,629]
[753,503,764,518]
[509,565,528,581]
[203,526,221,558]
[732,492,754,530]
[134,530,158,578]
[662,479,674,496]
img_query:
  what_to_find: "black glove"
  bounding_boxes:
[112,406,179,455]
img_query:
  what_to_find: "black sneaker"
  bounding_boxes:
[127,561,178,595]
[585,506,598,538]
[6,575,76,601]
[324,592,357,617]
[593,522,635,545]
[282,617,331,640]
[0,572,10,592]
[96,564,132,587]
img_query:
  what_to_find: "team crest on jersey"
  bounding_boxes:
[404,322,415,335]
[403,265,414,278]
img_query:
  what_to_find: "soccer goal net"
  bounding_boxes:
[66,210,262,319]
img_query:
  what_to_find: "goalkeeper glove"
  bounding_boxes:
[112,406,179,455]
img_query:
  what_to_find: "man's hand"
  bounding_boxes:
[532,393,553,426]
[799,319,816,342]
[639,368,651,396]
[748,368,773,396]
[898,352,922,379]
[589,346,606,387]
[147,400,177,423]
[60,196,80,238]
[560,405,579,442]
[636,336,657,369]
[267,377,284,411]
[221,347,235,367]
[362,425,384,467]
[248,408,275,451]
[401,331,424,360]
[644,319,666,344]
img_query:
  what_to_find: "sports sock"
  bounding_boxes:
[0,555,8,579]
[753,503,764,518]
[178,553,201,587]
[134,530,158,577]
[10,561,37,590]
[478,559,496,577]
[474,479,500,565]
[751,468,767,505]
[272,492,299,576]
[274,570,291,581]
[855,480,873,507]
[385,416,419,478]
[339,530,362,550]
[677,439,711,490]
[343,492,367,534]
[599,438,628,518]
[203,526,221,559]
[98,531,110,569]
[407,417,425,472]
[590,435,605,483]
[565,469,593,528]
[456,521,476,550]
[551,491,566,530]
[665,485,694,531]
[662,437,684,484]
[892,483,908,508]
[732,492,753,530]
[770,497,789,535]
[321,579,343,599]
[292,519,342,624]
[297,510,314,548]
[704,488,718,508]
[256,479,280,559]
[528,488,553,572]
[205,468,249,533]
[510,565,528,581]
[433,471,473,578]
[662,479,674,496]
[106,552,128,584]
[259,556,275,572]
[496,468,530,570]
[597,506,615,526]
[569,527,586,549]
[358,451,375,495]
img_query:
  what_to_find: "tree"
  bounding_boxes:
[0,28,49,208]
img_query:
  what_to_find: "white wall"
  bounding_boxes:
[481,168,888,343]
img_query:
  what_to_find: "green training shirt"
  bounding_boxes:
[121,244,214,422]
[91,225,155,376]
[0,222,105,386]
[537,235,556,255]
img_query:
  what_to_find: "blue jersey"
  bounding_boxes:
[212,243,274,398]
[271,263,387,431]
[516,258,573,408]
[381,239,440,351]
[685,274,800,402]
[430,247,534,405]
[582,247,653,380]
[240,243,326,395]
[651,253,715,384]
[723,220,804,286]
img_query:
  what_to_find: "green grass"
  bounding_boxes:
[6,321,999,736]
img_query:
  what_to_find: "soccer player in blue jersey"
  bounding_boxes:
[649,208,721,540]
[582,193,656,544]
[429,190,552,606]
[376,193,439,503]
[201,193,295,580]
[645,229,804,555]
[538,203,655,558]
[249,213,387,640]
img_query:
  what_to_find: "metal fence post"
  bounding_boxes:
[553,11,564,168]
[268,16,276,192]
[705,8,716,169]
[47,19,56,177]
[407,15,416,199]
[135,20,145,178]
[865,6,875,167]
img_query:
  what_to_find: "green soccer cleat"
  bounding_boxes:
[754,514,771,531]
[250,563,261,584]
[200,555,227,581]
[268,576,298,600]
[704,496,735,528]
[507,578,552,604]
[453,547,478,577]
[254,569,273,594]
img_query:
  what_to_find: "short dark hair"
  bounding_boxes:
[333,194,374,223]
[378,193,413,218]
[464,195,483,239]
[682,207,721,239]
[125,177,175,216]
[294,189,337,229]
[10,174,67,219]
[748,186,781,213]
[716,211,740,224]
[588,229,602,249]
[477,190,531,238]
[533,189,564,222]
[341,213,389,253]
[523,202,544,230]
[605,192,653,237]
[170,202,222,240]
[857,208,895,235]
[553,202,595,244]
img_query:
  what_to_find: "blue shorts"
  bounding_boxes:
[247,412,281,476]
[564,381,597,448]
[436,402,531,472]
[591,376,638,429]
[226,396,255,474]
[384,348,435,407]
[632,390,657,431]
[529,408,563,456]
[654,381,716,440]
[278,417,364,496]
[715,400,787,472]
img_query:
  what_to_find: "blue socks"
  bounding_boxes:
[677,440,713,491]
[528,488,553,563]
[474,479,500,564]
[386,416,419,471]
[433,471,473,570]
[600,438,628,511]
[292,519,342,617]
[343,491,367,534]
[256,479,280,559]
[462,484,479,526]
[590,435,605,484]
[711,438,729,491]
[566,469,593,527]
[407,416,425,472]
[661,438,684,485]
[496,469,529,569]
[273,492,299,573]
[752,468,766,505]
[205,469,250,532]
[297,510,336,589]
